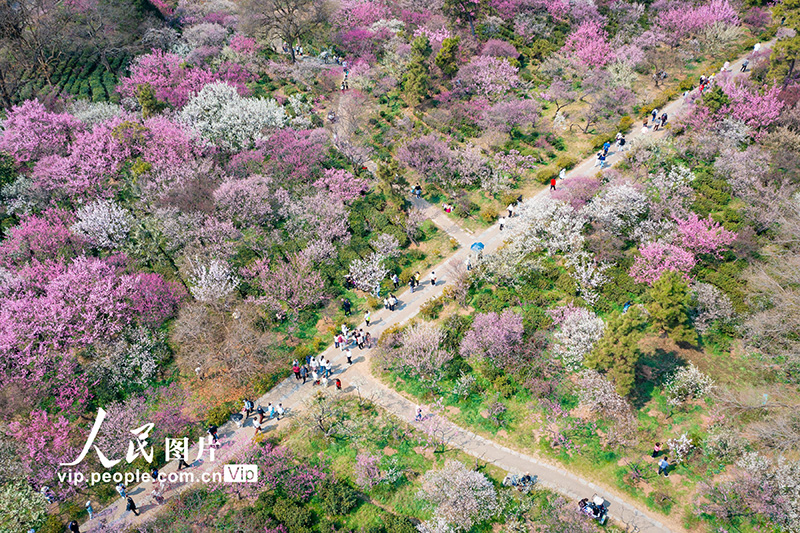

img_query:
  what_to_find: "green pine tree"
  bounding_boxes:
[435,37,460,77]
[377,159,408,204]
[585,306,647,396]
[403,57,430,103]
[646,271,697,346]
[411,35,432,59]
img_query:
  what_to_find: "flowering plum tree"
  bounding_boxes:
[629,242,696,285]
[0,100,80,164]
[562,21,614,67]
[417,460,498,532]
[261,128,328,184]
[549,305,605,370]
[664,363,714,406]
[398,322,452,381]
[0,209,82,268]
[70,200,133,249]
[675,213,736,256]
[456,56,519,97]
[721,81,784,133]
[480,99,540,134]
[6,410,81,495]
[587,182,649,237]
[246,254,326,318]
[188,257,239,303]
[214,174,276,227]
[313,169,369,203]
[459,309,523,370]
[397,135,454,184]
[180,82,287,150]
[118,49,251,108]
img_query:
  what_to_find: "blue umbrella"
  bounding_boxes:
[470,242,485,252]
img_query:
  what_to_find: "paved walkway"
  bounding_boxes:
[85,44,767,533]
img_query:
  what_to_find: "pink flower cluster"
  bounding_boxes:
[118,49,253,109]
[660,0,739,41]
[630,214,736,285]
[562,20,614,67]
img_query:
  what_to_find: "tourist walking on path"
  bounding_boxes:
[243,399,254,420]
[68,520,81,533]
[85,501,94,520]
[177,457,191,470]
[391,273,399,289]
[364,311,371,327]
[346,348,353,365]
[116,483,127,500]
[276,403,285,420]
[208,425,218,444]
[550,177,556,191]
[300,364,308,384]
[126,496,140,516]
[431,271,437,286]
[292,362,301,380]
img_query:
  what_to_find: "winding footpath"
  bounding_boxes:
[85,46,766,533]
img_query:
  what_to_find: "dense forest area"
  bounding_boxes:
[1,0,799,532]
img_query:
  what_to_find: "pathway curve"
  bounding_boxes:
[86,44,767,533]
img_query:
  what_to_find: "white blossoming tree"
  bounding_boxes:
[549,305,605,370]
[417,460,498,532]
[664,363,714,406]
[348,252,389,293]
[565,251,610,305]
[188,257,239,303]
[180,81,287,150]
[71,199,133,249]
[508,196,586,256]
[586,182,649,237]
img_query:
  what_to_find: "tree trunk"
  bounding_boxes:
[785,57,796,88]
[468,14,476,37]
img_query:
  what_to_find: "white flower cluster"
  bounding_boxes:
[565,251,610,305]
[180,82,287,150]
[552,308,605,370]
[586,182,649,237]
[690,281,736,334]
[664,363,714,406]
[67,100,122,125]
[667,433,695,464]
[509,196,586,256]
[71,199,133,249]
[188,256,239,303]
[96,327,167,391]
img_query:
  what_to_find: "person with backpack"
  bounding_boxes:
[126,496,140,516]
[603,140,611,155]
[68,520,81,533]
[207,425,219,445]
[243,399,254,420]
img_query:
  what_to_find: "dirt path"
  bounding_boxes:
[85,42,768,533]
